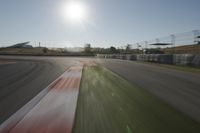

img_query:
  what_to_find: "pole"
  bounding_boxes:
[145,41,148,54]
[171,34,176,54]
[193,30,198,54]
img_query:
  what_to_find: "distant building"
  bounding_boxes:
[8,42,33,48]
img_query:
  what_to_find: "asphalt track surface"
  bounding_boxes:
[97,58,200,122]
[1,64,83,133]
[0,55,200,127]
[0,56,82,124]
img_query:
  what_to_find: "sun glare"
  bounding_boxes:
[61,1,87,22]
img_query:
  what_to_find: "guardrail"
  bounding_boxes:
[97,54,200,67]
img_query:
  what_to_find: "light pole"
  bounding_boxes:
[171,34,176,54]
[145,41,148,54]
[193,30,200,53]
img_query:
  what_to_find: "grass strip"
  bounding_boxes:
[136,61,200,73]
[73,65,200,133]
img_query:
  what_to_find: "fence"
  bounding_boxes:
[97,54,200,67]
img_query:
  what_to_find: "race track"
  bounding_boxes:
[0,56,200,132]
[0,56,78,124]
[97,58,200,122]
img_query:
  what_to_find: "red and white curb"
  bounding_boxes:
[0,63,83,133]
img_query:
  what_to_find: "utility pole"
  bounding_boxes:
[171,34,176,54]
[145,41,148,54]
[193,30,199,44]
[193,30,200,54]
[136,43,140,54]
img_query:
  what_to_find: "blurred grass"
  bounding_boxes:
[0,47,48,55]
[73,66,200,133]
[156,63,200,73]
[137,61,200,73]
[0,47,95,56]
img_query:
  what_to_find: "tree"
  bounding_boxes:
[84,43,91,53]
[42,48,48,53]
[126,44,131,53]
[110,46,117,54]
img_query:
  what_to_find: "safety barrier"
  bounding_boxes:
[173,54,195,65]
[192,55,200,67]
[96,54,200,67]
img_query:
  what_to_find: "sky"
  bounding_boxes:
[0,0,200,48]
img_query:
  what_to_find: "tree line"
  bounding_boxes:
[84,44,142,54]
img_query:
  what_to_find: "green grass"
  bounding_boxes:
[157,63,200,73]
[73,66,200,133]
[136,61,200,73]
[0,48,46,54]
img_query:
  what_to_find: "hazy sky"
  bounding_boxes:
[0,0,200,48]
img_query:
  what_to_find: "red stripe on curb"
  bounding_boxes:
[0,64,83,133]
[52,78,81,91]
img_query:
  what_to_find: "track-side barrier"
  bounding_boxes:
[96,54,200,67]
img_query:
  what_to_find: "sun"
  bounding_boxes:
[61,1,87,22]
